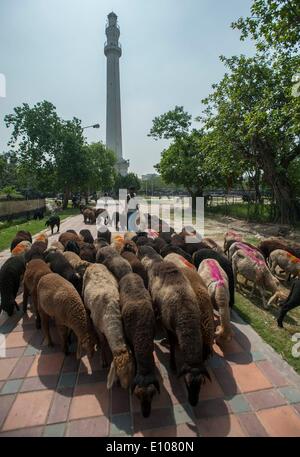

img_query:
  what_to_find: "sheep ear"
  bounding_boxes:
[107,361,116,389]
[76,342,82,360]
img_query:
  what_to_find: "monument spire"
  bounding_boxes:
[104,12,129,176]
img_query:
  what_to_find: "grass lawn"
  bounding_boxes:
[0,208,80,251]
[206,202,272,223]
[234,291,300,374]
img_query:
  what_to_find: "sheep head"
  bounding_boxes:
[107,348,134,390]
[121,241,138,255]
[179,364,211,407]
[132,375,160,418]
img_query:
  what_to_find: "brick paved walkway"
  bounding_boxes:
[1,214,300,437]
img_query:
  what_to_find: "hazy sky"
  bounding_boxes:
[0,0,255,176]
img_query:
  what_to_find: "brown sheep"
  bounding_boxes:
[147,260,210,406]
[37,273,96,358]
[121,251,148,288]
[82,264,134,389]
[181,268,215,359]
[83,208,95,224]
[79,241,96,263]
[164,252,196,271]
[224,230,243,254]
[45,240,64,254]
[10,231,32,251]
[58,232,82,248]
[24,241,47,263]
[120,240,138,255]
[119,273,159,417]
[34,233,48,247]
[23,259,52,328]
[63,251,91,279]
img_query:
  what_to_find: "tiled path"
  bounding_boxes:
[1,215,300,436]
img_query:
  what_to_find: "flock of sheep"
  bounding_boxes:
[0,215,300,418]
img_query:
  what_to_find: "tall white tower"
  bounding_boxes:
[104,12,129,176]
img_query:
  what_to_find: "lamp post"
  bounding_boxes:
[82,123,100,130]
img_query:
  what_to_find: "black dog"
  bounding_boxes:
[45,216,60,235]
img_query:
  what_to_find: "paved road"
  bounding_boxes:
[0,214,300,436]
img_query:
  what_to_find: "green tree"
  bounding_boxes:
[232,0,300,53]
[200,53,300,223]
[113,173,141,196]
[82,143,116,196]
[148,105,192,140]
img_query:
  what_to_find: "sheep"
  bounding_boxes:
[79,229,94,244]
[121,251,148,288]
[37,273,96,358]
[151,236,168,254]
[147,260,210,406]
[135,236,152,248]
[22,259,52,328]
[181,268,215,360]
[119,272,159,417]
[198,259,233,342]
[111,234,125,254]
[97,228,111,244]
[193,249,235,308]
[10,231,32,251]
[34,233,48,246]
[24,241,48,262]
[64,240,81,256]
[94,238,109,250]
[83,208,95,224]
[63,251,91,279]
[224,230,243,254]
[82,263,134,389]
[257,238,299,262]
[79,241,96,263]
[120,240,138,255]
[11,240,32,257]
[124,231,136,242]
[202,237,224,255]
[160,245,193,263]
[170,234,185,249]
[138,245,163,270]
[66,230,78,235]
[228,241,265,263]
[269,249,300,281]
[45,240,64,254]
[0,255,26,315]
[58,231,82,248]
[164,253,196,271]
[232,249,280,308]
[96,246,132,281]
[277,278,300,328]
[44,251,82,294]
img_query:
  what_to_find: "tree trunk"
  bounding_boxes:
[63,188,69,210]
[258,143,296,225]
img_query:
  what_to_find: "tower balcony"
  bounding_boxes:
[104,41,122,57]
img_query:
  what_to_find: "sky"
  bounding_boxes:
[0,0,255,176]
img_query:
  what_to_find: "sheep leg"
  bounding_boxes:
[167,330,177,373]
[31,289,41,329]
[40,309,53,347]
[215,296,232,342]
[57,324,70,355]
[22,284,29,313]
[99,332,112,368]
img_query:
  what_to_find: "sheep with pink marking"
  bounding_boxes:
[198,258,233,342]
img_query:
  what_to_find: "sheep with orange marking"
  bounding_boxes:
[269,250,300,281]
[11,240,32,257]
[198,259,233,342]
[164,253,196,271]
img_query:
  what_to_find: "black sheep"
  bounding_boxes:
[151,237,167,254]
[64,240,81,256]
[193,249,235,308]
[160,245,193,263]
[0,255,26,315]
[277,278,300,328]
[44,251,82,295]
[97,228,111,244]
[79,229,94,244]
